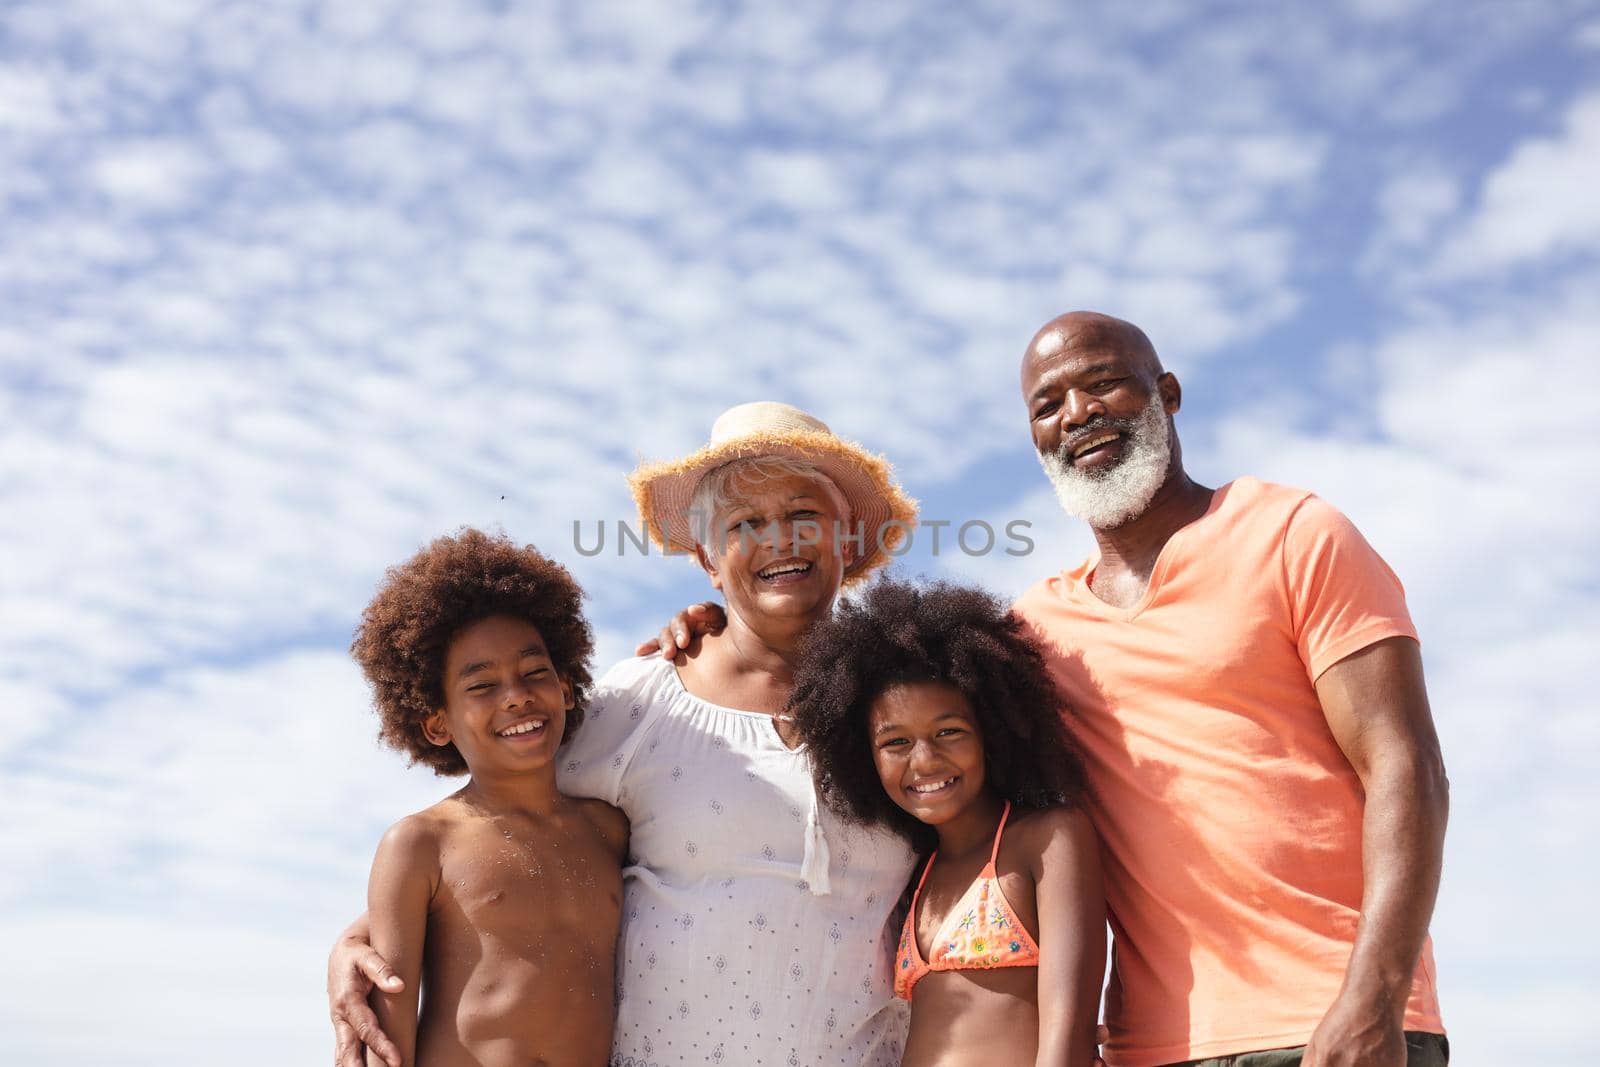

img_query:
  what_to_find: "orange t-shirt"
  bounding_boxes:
[1013,478,1443,1067]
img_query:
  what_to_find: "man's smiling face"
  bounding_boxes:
[1021,312,1182,530]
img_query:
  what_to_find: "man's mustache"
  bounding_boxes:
[1055,413,1140,461]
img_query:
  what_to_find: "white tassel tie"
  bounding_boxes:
[801,795,832,895]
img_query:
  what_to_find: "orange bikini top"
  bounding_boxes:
[894,801,1041,1001]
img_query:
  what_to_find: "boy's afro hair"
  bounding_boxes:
[789,577,1089,849]
[351,528,594,776]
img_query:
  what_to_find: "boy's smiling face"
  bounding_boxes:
[423,615,574,776]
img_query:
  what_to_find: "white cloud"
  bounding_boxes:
[1430,90,1600,277]
[0,914,337,1065]
[0,62,63,134]
[1345,0,1430,21]
[257,41,421,113]
[1369,166,1461,256]
[90,139,211,212]
[745,150,852,213]
[314,0,399,43]
[802,54,892,120]
[0,651,448,914]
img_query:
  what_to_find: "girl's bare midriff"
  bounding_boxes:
[903,966,1043,1066]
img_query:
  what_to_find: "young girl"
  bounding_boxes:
[790,578,1104,1067]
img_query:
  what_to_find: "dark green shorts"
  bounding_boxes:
[1165,1030,1449,1067]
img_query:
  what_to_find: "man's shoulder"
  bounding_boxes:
[1222,477,1374,549]
[1210,477,1362,554]
[1218,475,1318,517]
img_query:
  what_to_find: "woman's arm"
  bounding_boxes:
[362,818,439,1067]
[1032,807,1107,1067]
[329,912,407,1067]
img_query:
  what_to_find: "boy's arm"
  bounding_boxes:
[364,818,440,1067]
[1032,808,1107,1067]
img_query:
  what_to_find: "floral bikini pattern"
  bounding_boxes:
[894,802,1042,1000]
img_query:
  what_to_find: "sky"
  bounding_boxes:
[2,0,1597,1063]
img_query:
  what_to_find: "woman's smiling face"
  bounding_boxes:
[867,679,987,827]
[698,469,850,627]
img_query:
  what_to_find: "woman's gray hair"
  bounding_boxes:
[688,454,852,556]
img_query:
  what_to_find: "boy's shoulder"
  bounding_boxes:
[572,796,629,861]
[378,795,474,853]
[368,802,464,898]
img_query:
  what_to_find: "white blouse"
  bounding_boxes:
[559,655,915,1067]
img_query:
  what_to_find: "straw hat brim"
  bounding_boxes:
[628,427,918,584]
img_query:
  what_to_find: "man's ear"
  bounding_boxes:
[422,709,453,747]
[558,674,575,711]
[1158,371,1182,415]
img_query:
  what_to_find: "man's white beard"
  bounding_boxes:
[1036,394,1173,530]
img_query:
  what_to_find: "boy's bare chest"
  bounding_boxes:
[433,821,622,946]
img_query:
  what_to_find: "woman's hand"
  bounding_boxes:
[633,601,727,660]
[327,917,405,1067]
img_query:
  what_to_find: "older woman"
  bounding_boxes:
[330,402,920,1067]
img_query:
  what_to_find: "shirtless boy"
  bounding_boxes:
[348,529,628,1067]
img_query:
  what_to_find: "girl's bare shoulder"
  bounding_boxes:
[1003,805,1098,868]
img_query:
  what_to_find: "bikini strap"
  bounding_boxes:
[909,848,938,911]
[988,800,1013,866]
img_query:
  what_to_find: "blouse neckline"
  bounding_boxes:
[666,660,806,752]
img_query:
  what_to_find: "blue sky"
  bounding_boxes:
[3,1,1597,1063]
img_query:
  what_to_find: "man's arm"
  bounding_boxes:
[1302,636,1448,1067]
[1031,808,1107,1067]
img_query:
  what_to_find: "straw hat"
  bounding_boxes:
[628,401,918,583]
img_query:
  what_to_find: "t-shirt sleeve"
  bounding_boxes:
[557,656,663,806]
[1283,494,1419,682]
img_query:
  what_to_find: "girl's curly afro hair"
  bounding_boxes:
[351,528,595,776]
[789,577,1089,849]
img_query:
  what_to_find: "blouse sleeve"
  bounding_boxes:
[556,655,667,806]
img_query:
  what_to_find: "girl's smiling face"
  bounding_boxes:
[867,679,987,826]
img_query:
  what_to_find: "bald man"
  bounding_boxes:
[1014,312,1450,1067]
